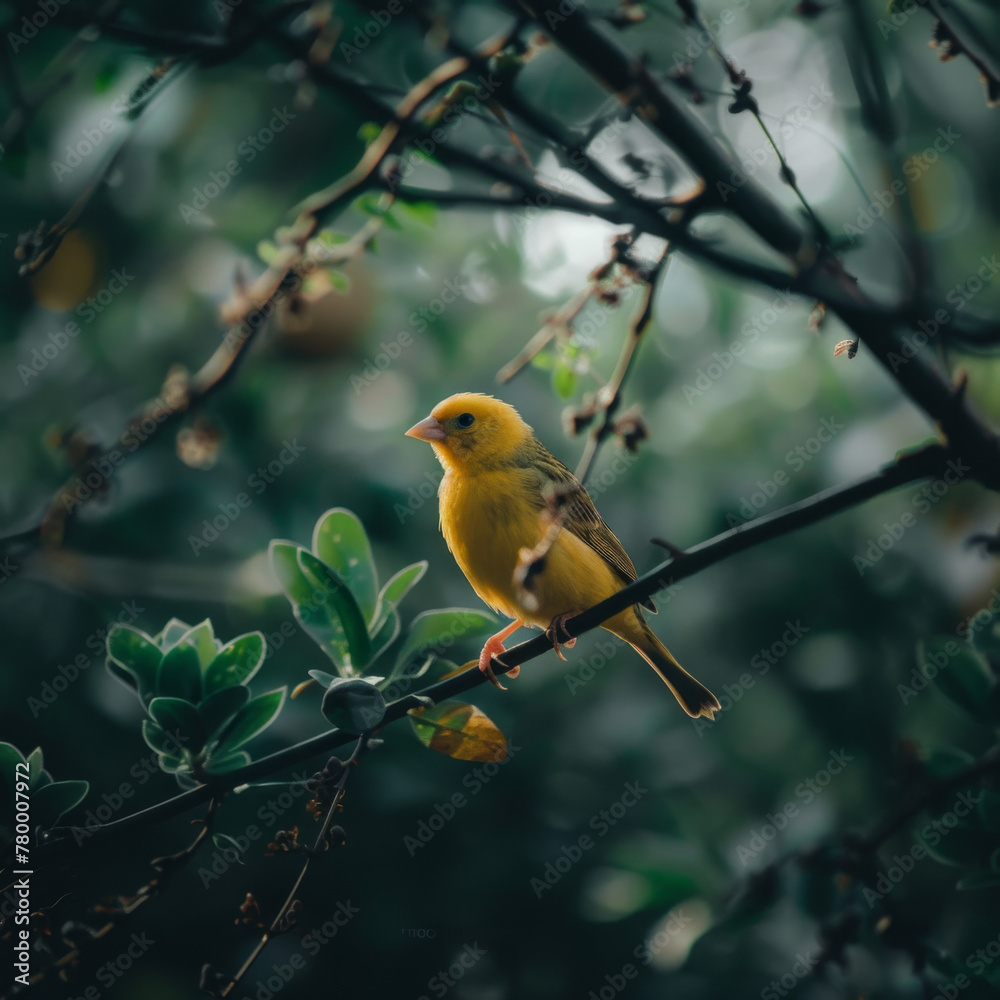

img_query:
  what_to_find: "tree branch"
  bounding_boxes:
[30,441,952,868]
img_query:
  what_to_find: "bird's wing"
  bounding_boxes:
[515,436,657,612]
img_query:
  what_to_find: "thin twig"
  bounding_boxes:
[856,747,1000,853]
[498,235,633,383]
[673,0,827,240]
[574,242,671,483]
[29,36,515,547]
[217,738,368,998]
[24,797,220,994]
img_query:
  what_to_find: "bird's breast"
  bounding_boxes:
[439,468,541,619]
[438,467,623,626]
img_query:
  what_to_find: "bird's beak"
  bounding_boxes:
[405,415,447,442]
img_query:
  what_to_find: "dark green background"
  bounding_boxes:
[2,1,1000,998]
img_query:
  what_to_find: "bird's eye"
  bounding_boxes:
[456,413,475,428]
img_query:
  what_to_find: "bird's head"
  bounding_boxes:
[405,393,531,470]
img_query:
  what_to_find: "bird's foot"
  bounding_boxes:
[545,612,579,662]
[478,633,521,691]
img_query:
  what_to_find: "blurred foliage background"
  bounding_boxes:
[2,0,1000,998]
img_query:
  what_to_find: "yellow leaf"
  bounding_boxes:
[407,700,508,762]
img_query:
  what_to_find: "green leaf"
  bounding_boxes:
[0,743,26,775]
[308,670,338,688]
[328,269,351,293]
[397,200,438,226]
[270,540,317,604]
[923,822,987,867]
[157,753,190,774]
[142,720,185,757]
[94,57,123,94]
[148,697,206,751]
[408,700,508,762]
[321,677,386,734]
[391,609,495,683]
[298,550,372,670]
[312,508,379,625]
[156,643,203,702]
[212,833,248,861]
[356,191,383,217]
[379,561,427,608]
[155,618,195,651]
[357,121,381,144]
[32,780,89,829]
[203,633,266,695]
[921,640,997,724]
[177,620,219,668]
[257,239,280,264]
[552,361,576,399]
[107,625,162,703]
[197,687,251,736]
[271,540,350,672]
[214,689,286,755]
[26,747,44,786]
[369,604,401,664]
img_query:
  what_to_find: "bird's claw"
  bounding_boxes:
[545,612,579,662]
[478,636,519,690]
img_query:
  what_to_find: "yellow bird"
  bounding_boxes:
[405,392,719,719]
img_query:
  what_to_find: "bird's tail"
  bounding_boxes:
[614,612,720,720]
